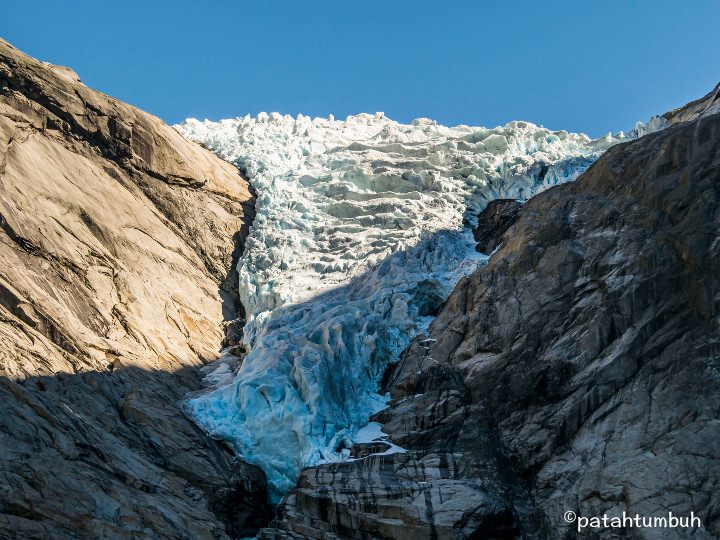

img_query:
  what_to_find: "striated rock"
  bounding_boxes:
[262,105,720,537]
[0,39,269,538]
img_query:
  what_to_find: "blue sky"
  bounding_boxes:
[3,1,719,137]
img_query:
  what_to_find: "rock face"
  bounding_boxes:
[0,39,270,538]
[260,108,720,537]
[472,199,523,255]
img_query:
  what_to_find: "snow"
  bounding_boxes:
[175,112,656,501]
[199,349,241,389]
[351,421,406,457]
[354,421,387,443]
[628,115,668,138]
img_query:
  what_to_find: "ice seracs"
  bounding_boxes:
[176,112,646,500]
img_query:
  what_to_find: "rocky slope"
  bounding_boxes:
[0,39,269,538]
[259,103,720,537]
[3,34,719,540]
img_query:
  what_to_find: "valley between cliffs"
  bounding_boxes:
[1,35,719,540]
[259,87,720,539]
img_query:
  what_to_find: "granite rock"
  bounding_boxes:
[0,38,269,539]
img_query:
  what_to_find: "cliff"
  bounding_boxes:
[0,38,268,538]
[261,102,720,538]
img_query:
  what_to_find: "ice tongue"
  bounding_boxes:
[176,112,639,500]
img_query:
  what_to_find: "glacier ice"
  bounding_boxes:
[176,112,645,500]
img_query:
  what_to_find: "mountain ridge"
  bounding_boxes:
[0,36,718,540]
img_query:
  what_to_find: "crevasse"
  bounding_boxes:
[176,112,658,500]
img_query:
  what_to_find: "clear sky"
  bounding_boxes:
[3,1,719,137]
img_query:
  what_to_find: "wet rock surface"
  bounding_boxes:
[261,110,720,538]
[0,39,269,538]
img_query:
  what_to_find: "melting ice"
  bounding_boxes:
[176,112,654,500]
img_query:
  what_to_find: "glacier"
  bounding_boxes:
[176,112,654,500]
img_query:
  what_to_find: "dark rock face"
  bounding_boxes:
[473,199,523,255]
[261,111,720,538]
[0,39,270,538]
[1,367,271,539]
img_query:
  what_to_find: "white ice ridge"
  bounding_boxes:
[176,112,656,500]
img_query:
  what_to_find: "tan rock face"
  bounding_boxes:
[0,39,269,538]
[0,37,254,376]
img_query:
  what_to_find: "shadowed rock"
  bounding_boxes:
[473,199,523,255]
